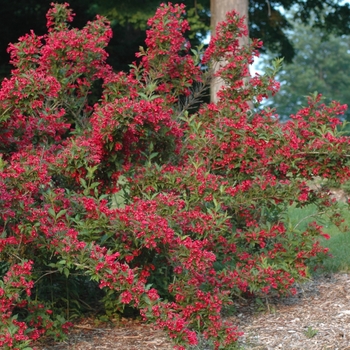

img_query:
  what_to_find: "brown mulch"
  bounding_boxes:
[35,318,174,350]
[230,273,350,349]
[33,273,350,350]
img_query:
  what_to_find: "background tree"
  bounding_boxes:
[260,25,350,121]
[248,0,350,59]
[0,0,350,81]
[210,0,249,102]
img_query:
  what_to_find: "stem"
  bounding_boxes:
[294,211,326,230]
[34,270,59,285]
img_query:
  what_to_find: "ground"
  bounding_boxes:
[232,273,350,349]
[35,273,350,350]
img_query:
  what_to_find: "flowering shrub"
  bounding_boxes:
[0,2,349,349]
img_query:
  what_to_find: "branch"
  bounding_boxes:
[294,211,326,230]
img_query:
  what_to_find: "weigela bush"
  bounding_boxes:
[0,2,349,349]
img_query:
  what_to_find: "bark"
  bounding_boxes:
[210,0,249,103]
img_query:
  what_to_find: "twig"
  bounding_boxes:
[294,211,326,230]
[34,270,60,285]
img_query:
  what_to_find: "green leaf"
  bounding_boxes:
[149,152,158,160]
[80,178,87,188]
[56,209,67,219]
[138,92,149,100]
[48,207,56,218]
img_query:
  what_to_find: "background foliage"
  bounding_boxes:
[1,0,350,79]
[260,24,350,120]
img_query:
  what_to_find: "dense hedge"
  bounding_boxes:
[0,3,349,349]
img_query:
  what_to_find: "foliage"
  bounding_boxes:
[0,0,210,78]
[304,325,318,338]
[1,0,350,78]
[94,0,350,61]
[249,0,350,60]
[1,2,350,349]
[260,24,350,120]
[91,0,210,38]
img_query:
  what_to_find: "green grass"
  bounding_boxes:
[287,202,350,274]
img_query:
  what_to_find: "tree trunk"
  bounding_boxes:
[210,0,249,103]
